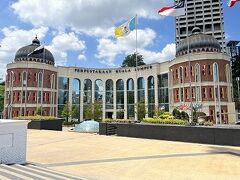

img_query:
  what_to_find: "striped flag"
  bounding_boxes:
[114,16,136,38]
[228,0,240,7]
[158,0,185,17]
[28,45,44,56]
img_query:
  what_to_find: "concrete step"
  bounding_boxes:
[0,164,85,180]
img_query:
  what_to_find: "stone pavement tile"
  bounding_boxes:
[27,130,240,180]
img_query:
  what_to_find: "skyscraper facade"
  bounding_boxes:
[175,0,226,51]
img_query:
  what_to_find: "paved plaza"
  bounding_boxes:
[25,130,240,180]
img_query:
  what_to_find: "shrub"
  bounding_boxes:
[143,117,187,125]
[16,116,56,120]
[154,108,164,117]
[193,112,206,122]
[204,121,214,126]
[180,111,189,120]
[172,108,181,119]
[103,118,113,123]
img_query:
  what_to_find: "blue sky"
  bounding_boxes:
[0,0,239,77]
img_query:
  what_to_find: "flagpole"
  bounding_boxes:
[184,0,193,123]
[41,44,45,116]
[135,14,138,67]
[25,53,29,116]
[135,14,138,122]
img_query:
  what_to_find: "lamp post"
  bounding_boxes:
[237,77,240,101]
[236,77,240,120]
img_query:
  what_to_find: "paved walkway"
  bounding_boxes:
[26,130,240,180]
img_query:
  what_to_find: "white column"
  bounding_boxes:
[154,75,158,109]
[102,80,106,120]
[92,79,95,103]
[113,80,117,120]
[124,80,128,119]
[134,77,138,121]
[145,77,148,118]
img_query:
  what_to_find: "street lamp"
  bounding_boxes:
[236,77,240,120]
[236,77,240,101]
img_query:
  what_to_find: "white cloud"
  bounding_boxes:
[0,26,48,79]
[46,32,86,65]
[96,28,158,65]
[11,0,169,37]
[78,54,86,61]
[96,28,175,66]
[95,28,169,66]
[0,27,86,78]
[139,43,176,64]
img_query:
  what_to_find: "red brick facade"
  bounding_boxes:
[4,67,57,118]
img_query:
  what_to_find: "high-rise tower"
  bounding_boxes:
[175,0,226,51]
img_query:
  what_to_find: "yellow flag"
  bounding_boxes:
[114,26,124,37]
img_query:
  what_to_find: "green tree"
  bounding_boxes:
[121,53,145,67]
[135,100,146,121]
[72,105,80,120]
[84,101,102,121]
[35,106,43,116]
[61,102,72,121]
[0,84,5,114]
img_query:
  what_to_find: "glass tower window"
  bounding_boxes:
[137,77,145,102]
[158,73,169,111]
[127,78,134,118]
[148,76,155,117]
[72,78,81,120]
[116,79,124,110]
[58,77,69,116]
[95,79,104,104]
[105,79,113,109]
[83,79,92,119]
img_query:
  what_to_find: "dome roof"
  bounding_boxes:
[176,27,221,57]
[14,36,55,65]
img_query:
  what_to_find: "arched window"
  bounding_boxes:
[7,71,15,118]
[83,79,92,104]
[22,71,27,87]
[179,67,184,102]
[105,79,113,109]
[116,79,124,108]
[72,78,81,120]
[37,72,43,105]
[95,79,103,103]
[127,78,134,118]
[148,76,155,117]
[116,79,124,119]
[137,77,145,102]
[83,79,92,119]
